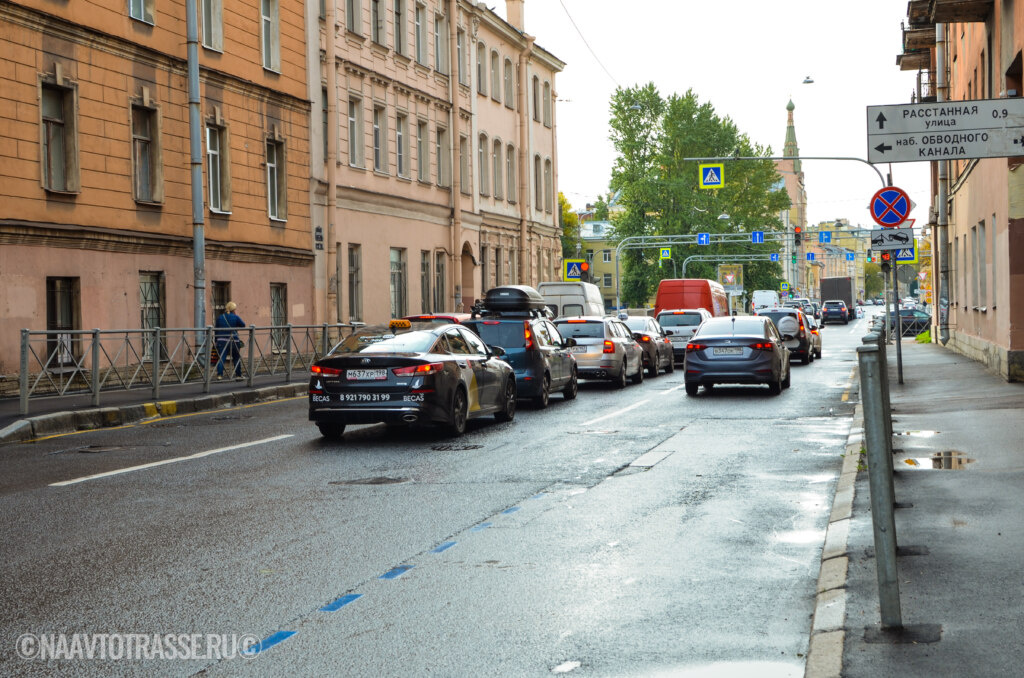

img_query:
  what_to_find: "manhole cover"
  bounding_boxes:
[430,443,483,451]
[77,445,125,454]
[329,477,411,485]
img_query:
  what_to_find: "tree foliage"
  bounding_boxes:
[558,192,581,259]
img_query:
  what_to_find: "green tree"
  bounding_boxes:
[558,192,581,260]
[864,262,884,297]
[592,195,610,221]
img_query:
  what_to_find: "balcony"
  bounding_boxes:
[908,0,932,26]
[904,26,935,51]
[898,50,931,72]
[927,0,993,23]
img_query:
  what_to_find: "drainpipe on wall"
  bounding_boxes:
[448,0,462,311]
[326,3,340,324]
[185,0,206,329]
[517,37,534,286]
[936,23,950,345]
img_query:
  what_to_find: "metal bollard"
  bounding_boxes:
[20,329,29,416]
[858,344,903,629]
[91,329,101,407]
[246,326,255,386]
[863,332,894,445]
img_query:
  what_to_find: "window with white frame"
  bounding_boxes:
[503,58,513,108]
[202,0,223,50]
[602,250,611,263]
[436,126,450,187]
[416,119,428,181]
[373,104,387,172]
[434,251,446,312]
[492,140,502,199]
[544,158,553,212]
[396,112,408,177]
[490,51,500,102]
[346,0,360,33]
[456,30,466,84]
[130,0,154,24]
[348,97,363,167]
[40,83,80,193]
[543,81,552,127]
[476,42,486,95]
[393,0,406,53]
[390,248,408,318]
[132,104,162,203]
[414,3,426,65]
[206,123,230,212]
[506,144,516,203]
[533,154,542,211]
[478,133,489,195]
[604,273,612,287]
[459,135,470,194]
[434,14,448,74]
[266,137,286,220]
[260,0,280,71]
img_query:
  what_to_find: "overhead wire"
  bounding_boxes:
[557,0,619,87]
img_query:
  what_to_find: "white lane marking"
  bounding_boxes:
[662,384,686,394]
[582,399,650,427]
[50,434,293,487]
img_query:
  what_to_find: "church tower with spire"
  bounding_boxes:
[775,99,809,294]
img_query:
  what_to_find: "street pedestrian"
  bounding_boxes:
[214,301,246,380]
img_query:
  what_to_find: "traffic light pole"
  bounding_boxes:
[893,261,904,384]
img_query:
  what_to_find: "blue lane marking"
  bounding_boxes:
[379,565,414,580]
[242,630,296,656]
[501,507,521,515]
[431,541,457,553]
[470,522,492,532]
[529,492,546,500]
[320,593,362,612]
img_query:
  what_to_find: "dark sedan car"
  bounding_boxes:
[683,316,791,396]
[620,314,675,377]
[308,321,516,439]
[755,307,815,364]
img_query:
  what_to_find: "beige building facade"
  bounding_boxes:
[0,0,313,374]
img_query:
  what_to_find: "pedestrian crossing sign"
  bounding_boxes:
[660,247,671,260]
[699,164,724,189]
[563,258,586,281]
[895,244,918,264]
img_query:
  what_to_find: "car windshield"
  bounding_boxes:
[695,317,765,336]
[623,318,650,332]
[758,310,799,325]
[462,321,526,349]
[331,327,437,355]
[658,313,702,327]
[554,321,606,338]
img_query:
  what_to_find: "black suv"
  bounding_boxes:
[755,307,815,364]
[463,286,578,408]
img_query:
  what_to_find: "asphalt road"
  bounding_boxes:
[0,314,876,677]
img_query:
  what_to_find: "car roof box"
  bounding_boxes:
[482,285,548,313]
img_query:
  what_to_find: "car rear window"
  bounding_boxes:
[758,311,799,325]
[554,320,606,338]
[462,321,526,348]
[658,313,702,327]
[331,327,437,354]
[622,318,648,332]
[695,317,765,336]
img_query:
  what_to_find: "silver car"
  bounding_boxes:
[656,308,712,364]
[683,316,791,396]
[553,317,644,389]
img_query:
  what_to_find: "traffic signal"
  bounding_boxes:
[793,226,802,245]
[880,251,891,274]
[791,252,797,264]
[580,261,591,282]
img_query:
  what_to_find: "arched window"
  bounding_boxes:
[544,158,553,212]
[476,42,486,95]
[543,81,551,127]
[490,51,500,102]
[533,154,542,211]
[503,58,514,108]
[531,76,540,121]
[506,143,516,203]
[478,133,489,195]
[492,140,503,199]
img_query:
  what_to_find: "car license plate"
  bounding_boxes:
[713,347,743,356]
[569,346,588,353]
[346,369,387,380]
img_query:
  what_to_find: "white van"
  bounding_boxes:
[752,290,780,311]
[537,281,605,318]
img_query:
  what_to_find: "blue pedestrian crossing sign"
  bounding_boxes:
[846,252,855,261]
[895,243,918,264]
[806,252,815,261]
[770,253,779,262]
[751,231,765,244]
[563,258,586,281]
[699,164,724,189]
[780,282,790,291]
[660,247,671,260]
[819,231,831,244]
[697,233,710,246]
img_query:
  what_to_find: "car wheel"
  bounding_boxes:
[613,362,627,389]
[562,368,578,400]
[665,355,676,373]
[533,374,551,408]
[782,361,791,389]
[685,382,699,396]
[815,347,822,359]
[495,377,517,422]
[646,354,659,377]
[447,387,468,436]
[768,377,782,395]
[631,358,645,384]
[317,423,346,439]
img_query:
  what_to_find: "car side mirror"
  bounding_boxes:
[488,345,507,358]
[632,332,644,342]
[664,329,674,336]
[563,338,577,348]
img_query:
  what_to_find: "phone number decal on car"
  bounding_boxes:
[341,393,393,402]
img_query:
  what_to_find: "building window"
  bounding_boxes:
[604,273,612,287]
[396,112,408,177]
[476,42,486,95]
[346,0,360,33]
[260,0,280,71]
[480,245,489,290]
[371,0,384,44]
[478,134,489,195]
[129,0,154,24]
[492,140,503,199]
[348,244,362,321]
[420,251,432,313]
[506,144,516,203]
[434,251,446,312]
[459,135,470,194]
[544,158,553,212]
[321,88,329,162]
[390,248,408,317]
[139,271,165,361]
[211,281,230,319]
[319,0,325,20]
[373,104,387,172]
[532,76,540,121]
[417,119,428,181]
[393,0,406,53]
[202,0,223,50]
[132,104,162,203]
[457,30,466,84]
[434,14,448,73]
[490,51,500,102]
[602,250,611,263]
[495,246,503,285]
[46,277,80,366]
[436,127,450,187]
[543,81,552,127]
[40,83,79,193]
[533,154,542,211]
[206,123,230,212]
[270,283,287,351]
[510,248,518,284]
[348,97,363,167]
[266,138,286,220]
[504,58,514,108]
[414,3,426,65]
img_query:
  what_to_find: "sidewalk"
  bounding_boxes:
[806,339,1024,677]
[0,376,308,444]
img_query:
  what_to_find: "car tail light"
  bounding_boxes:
[602,340,615,354]
[638,335,651,343]
[748,342,774,351]
[311,365,342,376]
[392,362,444,376]
[524,321,534,350]
[686,342,707,352]
[482,320,500,325]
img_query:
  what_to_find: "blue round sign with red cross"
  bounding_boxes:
[870,186,911,227]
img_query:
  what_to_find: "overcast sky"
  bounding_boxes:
[497,0,931,229]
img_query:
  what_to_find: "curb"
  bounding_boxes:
[0,383,307,445]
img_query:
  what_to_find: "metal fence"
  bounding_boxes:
[16,323,359,416]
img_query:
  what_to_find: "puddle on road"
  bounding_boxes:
[329,476,412,485]
[77,445,125,454]
[774,528,826,545]
[895,430,940,438]
[430,443,483,451]
[903,450,973,470]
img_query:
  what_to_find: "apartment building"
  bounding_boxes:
[0,0,313,374]
[312,0,564,324]
[898,0,1024,380]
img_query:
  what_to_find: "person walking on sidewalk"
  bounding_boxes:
[214,302,246,380]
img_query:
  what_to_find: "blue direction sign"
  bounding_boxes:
[806,252,815,261]
[846,252,856,261]
[870,186,911,227]
[770,253,779,262]
[697,233,711,246]
[660,247,671,260]
[819,231,831,244]
[699,164,724,189]
[751,231,765,244]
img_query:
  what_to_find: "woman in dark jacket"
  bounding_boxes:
[214,301,245,379]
